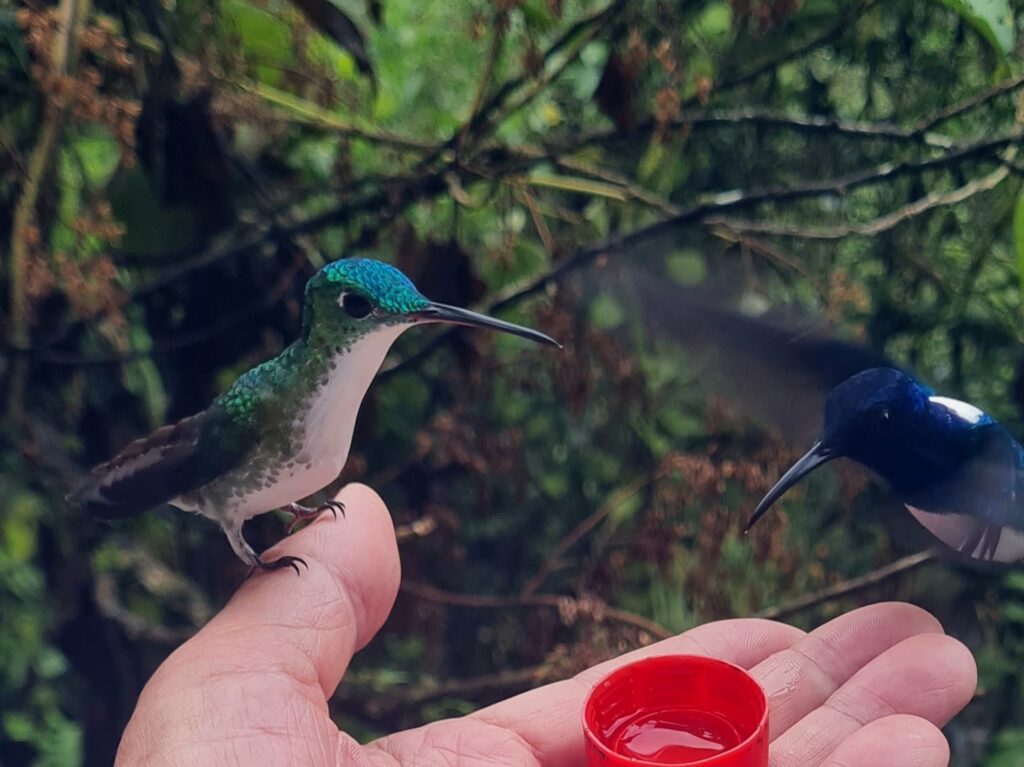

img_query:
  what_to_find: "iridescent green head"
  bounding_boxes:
[301,257,560,350]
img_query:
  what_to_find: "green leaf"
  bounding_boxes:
[286,0,375,82]
[987,728,1024,767]
[931,0,1014,57]
[221,0,295,85]
[589,293,624,329]
[1001,600,1024,625]
[75,127,121,188]
[3,712,34,741]
[666,250,707,286]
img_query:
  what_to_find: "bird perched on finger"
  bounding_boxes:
[69,258,560,574]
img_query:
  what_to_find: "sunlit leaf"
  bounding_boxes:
[931,0,1014,58]
[589,293,624,329]
[288,0,375,82]
[666,250,707,286]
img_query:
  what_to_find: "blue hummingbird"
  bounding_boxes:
[70,258,559,573]
[589,260,1024,564]
[745,367,1024,564]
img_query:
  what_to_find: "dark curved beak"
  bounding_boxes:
[744,441,834,532]
[414,302,561,348]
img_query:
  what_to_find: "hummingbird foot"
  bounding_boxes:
[253,554,308,576]
[226,522,308,576]
[284,500,346,534]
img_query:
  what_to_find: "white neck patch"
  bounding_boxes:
[929,395,986,424]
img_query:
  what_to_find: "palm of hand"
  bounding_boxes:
[118,485,975,767]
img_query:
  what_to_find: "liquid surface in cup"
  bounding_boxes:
[608,708,741,763]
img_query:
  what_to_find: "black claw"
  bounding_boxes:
[257,555,308,575]
[322,499,346,520]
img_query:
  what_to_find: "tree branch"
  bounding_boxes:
[913,71,1024,135]
[705,164,1012,240]
[378,129,1024,382]
[704,0,880,101]
[400,581,673,640]
[463,0,626,142]
[753,550,937,621]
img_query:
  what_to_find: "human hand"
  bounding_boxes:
[117,484,976,766]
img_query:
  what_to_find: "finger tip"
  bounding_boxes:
[833,715,949,767]
[865,715,950,765]
[199,483,400,695]
[905,633,978,712]
[853,601,945,636]
[271,483,400,646]
[336,482,387,515]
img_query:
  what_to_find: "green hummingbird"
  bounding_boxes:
[70,258,559,573]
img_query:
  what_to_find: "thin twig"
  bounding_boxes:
[557,109,956,153]
[705,165,1011,240]
[395,515,437,543]
[705,0,879,100]
[551,156,682,215]
[753,550,937,621]
[463,0,626,141]
[401,580,673,639]
[336,661,558,711]
[478,1,624,139]
[521,468,667,597]
[520,189,557,256]
[93,541,213,644]
[455,11,507,153]
[913,71,1024,135]
[232,78,435,151]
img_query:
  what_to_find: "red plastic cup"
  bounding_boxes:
[582,655,768,767]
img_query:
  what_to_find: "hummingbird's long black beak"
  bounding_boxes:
[744,441,834,533]
[415,302,561,348]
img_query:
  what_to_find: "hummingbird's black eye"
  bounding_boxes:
[341,293,373,320]
[878,408,892,426]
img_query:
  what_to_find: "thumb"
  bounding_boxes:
[117,483,399,762]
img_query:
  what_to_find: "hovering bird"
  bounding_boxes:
[584,260,1024,564]
[70,258,560,573]
[746,367,1024,564]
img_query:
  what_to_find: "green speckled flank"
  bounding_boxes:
[218,343,308,425]
[198,341,337,507]
[315,258,431,314]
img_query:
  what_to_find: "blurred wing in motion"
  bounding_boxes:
[589,260,898,443]
[68,405,252,518]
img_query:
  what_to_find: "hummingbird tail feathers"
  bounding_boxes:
[68,410,247,519]
[67,478,149,519]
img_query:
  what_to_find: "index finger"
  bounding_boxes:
[467,602,946,766]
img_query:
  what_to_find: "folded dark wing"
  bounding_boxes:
[68,405,252,518]
[904,424,1024,564]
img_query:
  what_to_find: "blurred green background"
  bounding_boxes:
[2,0,1024,764]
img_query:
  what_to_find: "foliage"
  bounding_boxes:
[1,0,1024,764]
